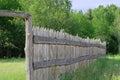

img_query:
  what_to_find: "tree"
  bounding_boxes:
[85,9,93,21]
[91,5,118,53]
[66,11,94,38]
[114,8,120,53]
[20,0,72,30]
[0,0,25,58]
[105,4,118,54]
[92,6,110,40]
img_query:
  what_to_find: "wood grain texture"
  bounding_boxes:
[34,36,106,49]
[0,10,30,19]
[33,53,106,69]
[32,27,106,80]
[25,17,34,80]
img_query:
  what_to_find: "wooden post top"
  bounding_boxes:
[0,10,31,19]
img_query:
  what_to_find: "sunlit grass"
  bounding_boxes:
[107,54,120,60]
[0,58,25,80]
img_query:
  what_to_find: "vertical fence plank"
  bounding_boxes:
[65,33,71,73]
[55,30,60,80]
[48,29,52,80]
[33,28,37,80]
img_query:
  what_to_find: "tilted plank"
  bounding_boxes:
[34,36,106,49]
[33,53,106,69]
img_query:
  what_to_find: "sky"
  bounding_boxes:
[71,0,120,12]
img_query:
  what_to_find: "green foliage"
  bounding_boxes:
[66,11,94,38]
[0,18,25,58]
[61,55,120,80]
[91,5,119,54]
[114,8,120,53]
[0,0,21,10]
[85,9,93,21]
[20,0,72,30]
[0,0,25,58]
[92,5,111,40]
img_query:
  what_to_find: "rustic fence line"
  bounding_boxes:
[0,10,106,80]
[32,27,106,80]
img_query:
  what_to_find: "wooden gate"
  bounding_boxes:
[0,10,33,80]
[0,10,106,80]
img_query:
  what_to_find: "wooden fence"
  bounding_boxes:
[32,27,106,80]
[0,10,106,80]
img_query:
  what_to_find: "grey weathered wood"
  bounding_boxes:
[25,17,34,80]
[33,53,106,69]
[32,27,106,80]
[34,36,106,49]
[0,10,30,19]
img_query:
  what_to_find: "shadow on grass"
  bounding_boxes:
[60,57,120,80]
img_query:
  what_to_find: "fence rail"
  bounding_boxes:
[32,27,106,80]
[33,53,105,69]
[34,36,106,49]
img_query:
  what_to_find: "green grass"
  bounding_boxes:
[0,55,120,80]
[61,55,120,80]
[0,58,26,80]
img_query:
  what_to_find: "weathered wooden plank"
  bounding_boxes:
[57,31,66,80]
[0,10,30,19]
[34,36,106,49]
[24,16,34,80]
[74,46,78,70]
[49,29,56,80]
[33,53,106,69]
[33,28,44,80]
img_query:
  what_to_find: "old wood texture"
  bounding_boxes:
[33,54,105,69]
[0,10,33,80]
[25,17,34,80]
[34,36,106,49]
[0,10,30,19]
[32,27,106,80]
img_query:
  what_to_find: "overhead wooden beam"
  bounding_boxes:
[0,10,30,19]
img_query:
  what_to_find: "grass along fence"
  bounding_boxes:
[1,55,120,80]
[31,27,106,80]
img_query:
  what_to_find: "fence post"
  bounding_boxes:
[25,16,34,80]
